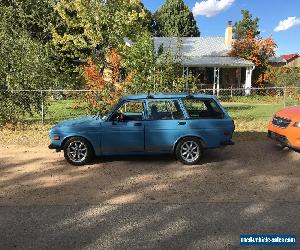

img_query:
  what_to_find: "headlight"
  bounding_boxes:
[294,122,300,127]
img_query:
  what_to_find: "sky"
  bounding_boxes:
[142,0,300,55]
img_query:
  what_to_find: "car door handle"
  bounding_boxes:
[134,123,142,127]
[178,121,186,125]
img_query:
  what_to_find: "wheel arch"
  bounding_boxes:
[173,135,207,153]
[61,135,95,155]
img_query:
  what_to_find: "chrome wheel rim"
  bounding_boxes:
[180,141,200,163]
[67,141,88,163]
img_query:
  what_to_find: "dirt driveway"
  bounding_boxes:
[1,133,299,206]
[1,132,300,249]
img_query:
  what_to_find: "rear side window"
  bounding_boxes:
[182,98,224,119]
[147,100,184,120]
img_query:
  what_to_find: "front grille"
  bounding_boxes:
[272,116,291,128]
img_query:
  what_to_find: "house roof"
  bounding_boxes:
[154,37,254,67]
[179,56,255,67]
[281,53,299,61]
[269,56,286,64]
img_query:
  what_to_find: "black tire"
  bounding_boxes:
[64,137,94,166]
[175,137,203,165]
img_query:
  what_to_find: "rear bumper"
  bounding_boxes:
[268,131,300,151]
[48,143,61,152]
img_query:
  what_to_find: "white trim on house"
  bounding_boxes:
[245,66,255,95]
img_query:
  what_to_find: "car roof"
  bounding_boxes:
[121,93,215,101]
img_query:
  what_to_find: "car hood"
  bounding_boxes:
[54,116,103,129]
[276,105,300,121]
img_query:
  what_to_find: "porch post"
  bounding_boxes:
[183,66,189,77]
[245,67,254,95]
[213,67,220,96]
[237,68,242,88]
[183,66,189,91]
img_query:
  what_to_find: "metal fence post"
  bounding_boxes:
[41,90,44,124]
[283,86,287,108]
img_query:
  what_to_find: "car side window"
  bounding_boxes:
[182,98,223,119]
[147,100,184,120]
[110,101,145,122]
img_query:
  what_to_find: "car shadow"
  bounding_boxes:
[60,147,233,166]
[93,154,176,164]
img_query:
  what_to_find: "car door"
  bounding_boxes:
[101,100,146,154]
[145,99,187,153]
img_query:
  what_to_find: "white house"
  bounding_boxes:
[154,21,255,94]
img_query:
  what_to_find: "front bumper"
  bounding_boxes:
[268,131,300,151]
[48,143,62,152]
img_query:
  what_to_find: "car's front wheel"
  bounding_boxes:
[176,137,203,165]
[64,137,94,166]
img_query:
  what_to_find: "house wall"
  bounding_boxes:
[221,68,240,88]
[186,66,245,88]
[187,67,214,87]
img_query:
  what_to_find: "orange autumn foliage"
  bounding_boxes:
[107,48,122,83]
[230,32,277,86]
[84,58,105,90]
[83,48,134,110]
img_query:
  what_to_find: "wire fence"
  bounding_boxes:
[1,86,300,129]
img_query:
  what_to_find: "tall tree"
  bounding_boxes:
[230,32,277,86]
[154,0,200,37]
[0,0,84,89]
[52,0,152,61]
[12,0,55,42]
[233,10,260,39]
[0,3,57,123]
[122,32,196,94]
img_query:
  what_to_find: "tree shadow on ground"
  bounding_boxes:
[0,131,299,249]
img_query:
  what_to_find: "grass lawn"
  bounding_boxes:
[17,99,288,128]
[222,102,285,132]
[46,99,87,121]
[0,100,292,147]
[1,98,286,132]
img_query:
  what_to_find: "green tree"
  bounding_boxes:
[0,8,47,122]
[154,0,200,37]
[266,66,300,87]
[52,0,152,61]
[11,0,55,42]
[122,32,195,94]
[233,10,260,39]
[0,0,84,89]
[0,2,82,123]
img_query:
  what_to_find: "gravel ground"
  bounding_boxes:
[0,133,299,249]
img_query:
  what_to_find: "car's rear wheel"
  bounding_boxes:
[64,137,94,166]
[176,137,203,165]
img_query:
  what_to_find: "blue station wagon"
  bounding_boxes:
[49,93,235,165]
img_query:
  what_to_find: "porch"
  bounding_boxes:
[183,66,255,95]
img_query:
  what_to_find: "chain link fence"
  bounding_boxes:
[1,87,299,130]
